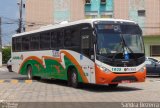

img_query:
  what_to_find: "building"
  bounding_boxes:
[114,0,160,58]
[85,0,113,18]
[25,0,160,58]
[25,0,85,31]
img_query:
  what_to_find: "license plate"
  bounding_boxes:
[121,80,131,83]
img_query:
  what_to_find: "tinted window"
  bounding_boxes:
[51,32,57,48]
[16,37,22,51]
[70,26,80,47]
[30,34,39,50]
[64,29,71,47]
[81,24,93,57]
[64,26,80,47]
[22,36,30,51]
[57,31,64,48]
[40,32,50,49]
[12,38,16,52]
[81,25,92,49]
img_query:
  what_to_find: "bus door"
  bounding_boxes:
[80,24,95,83]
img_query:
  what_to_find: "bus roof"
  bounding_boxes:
[12,18,137,37]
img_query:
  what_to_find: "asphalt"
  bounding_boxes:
[0,66,27,80]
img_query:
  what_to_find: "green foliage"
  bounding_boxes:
[2,47,11,64]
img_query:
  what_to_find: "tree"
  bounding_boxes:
[2,47,11,64]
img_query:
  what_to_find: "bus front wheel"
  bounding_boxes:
[27,65,33,80]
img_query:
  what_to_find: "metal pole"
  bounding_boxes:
[97,0,100,18]
[19,0,23,33]
[0,17,2,66]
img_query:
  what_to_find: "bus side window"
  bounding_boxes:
[30,34,40,50]
[40,32,51,49]
[64,26,81,48]
[57,30,64,49]
[51,32,57,49]
[12,38,16,52]
[22,36,30,51]
[16,37,22,51]
[64,28,71,47]
[81,24,93,58]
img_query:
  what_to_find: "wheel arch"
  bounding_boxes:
[67,65,77,80]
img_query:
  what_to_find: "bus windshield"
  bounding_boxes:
[96,24,144,55]
[97,33,144,54]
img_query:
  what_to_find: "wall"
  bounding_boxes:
[128,0,145,31]
[85,0,113,18]
[25,0,53,31]
[114,0,129,19]
[144,0,160,36]
[53,0,85,23]
[144,36,160,59]
[26,0,85,31]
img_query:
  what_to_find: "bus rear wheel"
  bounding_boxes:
[70,68,79,88]
[108,84,118,88]
[27,65,33,80]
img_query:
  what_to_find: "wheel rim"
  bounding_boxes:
[72,72,77,85]
[27,67,32,79]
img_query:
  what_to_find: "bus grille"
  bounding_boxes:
[112,76,138,83]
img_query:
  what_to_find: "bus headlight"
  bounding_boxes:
[138,67,145,72]
[100,66,110,73]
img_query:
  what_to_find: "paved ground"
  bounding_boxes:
[0,66,160,103]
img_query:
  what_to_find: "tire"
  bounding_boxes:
[70,68,79,88]
[27,65,33,80]
[8,66,13,72]
[108,84,118,88]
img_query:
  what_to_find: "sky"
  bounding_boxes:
[0,0,19,46]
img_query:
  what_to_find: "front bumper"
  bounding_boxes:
[95,65,146,84]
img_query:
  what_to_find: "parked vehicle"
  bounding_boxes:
[7,58,12,72]
[145,58,160,76]
[146,57,160,63]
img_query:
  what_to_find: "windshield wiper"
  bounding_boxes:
[120,34,138,61]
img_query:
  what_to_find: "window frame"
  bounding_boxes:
[150,45,160,56]
[138,10,146,17]
[100,0,106,4]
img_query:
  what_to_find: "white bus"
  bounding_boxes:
[12,19,146,88]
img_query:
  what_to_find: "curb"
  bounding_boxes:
[0,80,33,84]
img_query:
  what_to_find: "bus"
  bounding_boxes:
[12,19,146,88]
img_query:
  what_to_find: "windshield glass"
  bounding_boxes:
[96,24,144,55]
[122,34,144,53]
[97,33,123,54]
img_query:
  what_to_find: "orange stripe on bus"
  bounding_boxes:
[18,56,44,74]
[61,50,89,83]
[18,51,89,83]
[42,56,62,62]
[42,56,65,69]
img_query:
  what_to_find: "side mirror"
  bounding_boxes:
[154,62,158,67]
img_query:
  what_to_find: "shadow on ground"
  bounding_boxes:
[39,79,143,92]
[147,76,160,78]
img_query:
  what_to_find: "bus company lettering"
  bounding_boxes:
[112,68,121,72]
[52,50,60,58]
[124,68,136,71]
[13,55,23,60]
